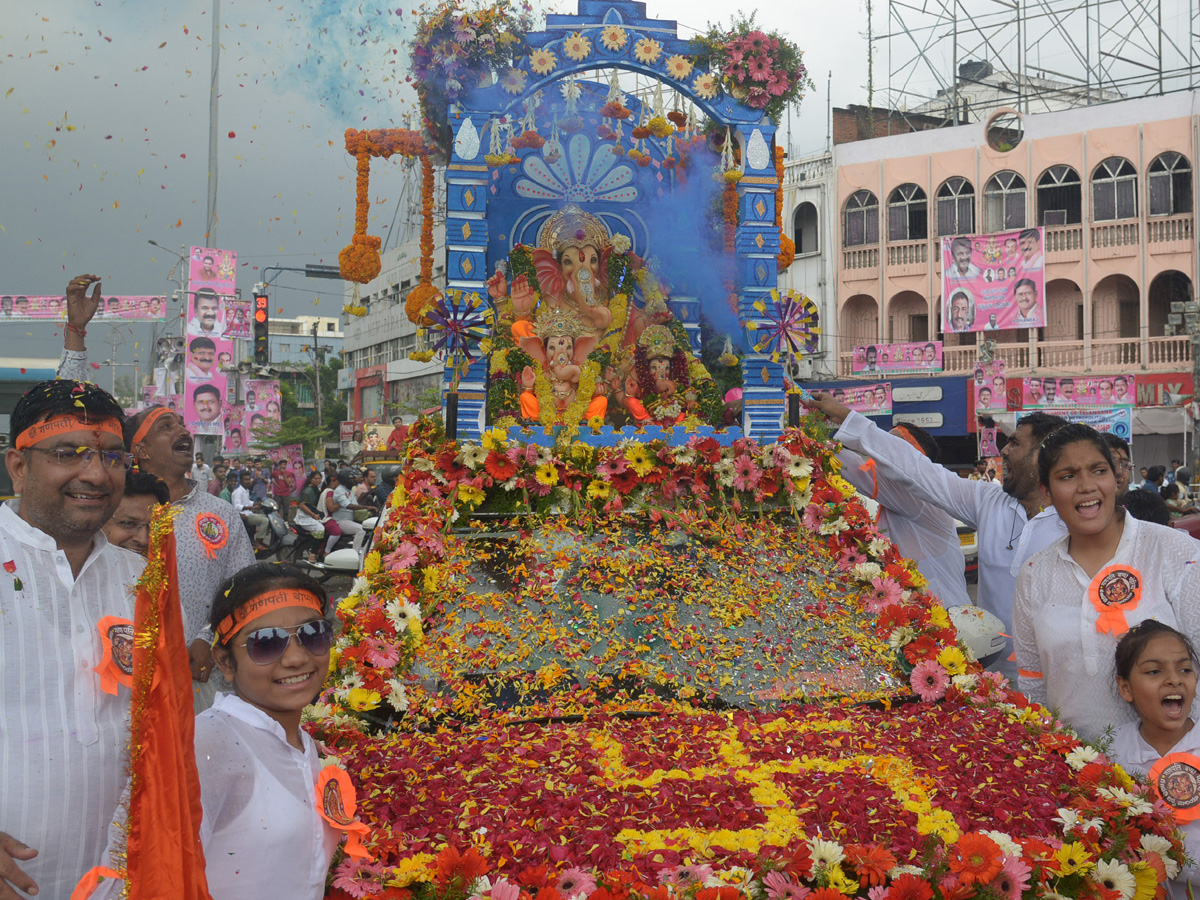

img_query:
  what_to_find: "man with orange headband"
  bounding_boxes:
[57,277,254,707]
[0,376,146,900]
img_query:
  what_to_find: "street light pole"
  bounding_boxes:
[148,239,188,341]
[312,321,324,430]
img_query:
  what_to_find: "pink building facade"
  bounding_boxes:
[835,93,1197,379]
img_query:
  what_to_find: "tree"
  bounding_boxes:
[250,416,330,456]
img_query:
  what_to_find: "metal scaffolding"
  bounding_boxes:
[880,0,1199,129]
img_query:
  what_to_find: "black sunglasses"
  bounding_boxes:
[238,619,333,665]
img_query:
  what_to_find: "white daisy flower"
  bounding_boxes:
[1092,859,1137,900]
[979,830,1021,857]
[1065,746,1100,770]
[808,837,845,869]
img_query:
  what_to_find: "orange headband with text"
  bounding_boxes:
[130,407,173,448]
[216,588,323,642]
[15,414,123,451]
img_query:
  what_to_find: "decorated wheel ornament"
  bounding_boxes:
[747,288,822,363]
[421,289,495,384]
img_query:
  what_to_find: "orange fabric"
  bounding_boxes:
[316,766,374,859]
[15,414,123,450]
[71,866,124,900]
[130,407,174,448]
[1088,564,1142,635]
[891,426,928,457]
[126,512,212,900]
[519,390,540,420]
[1149,752,1200,823]
[216,588,323,643]
[858,459,879,500]
[1018,668,1043,679]
[585,395,608,420]
[511,320,535,340]
[625,397,650,422]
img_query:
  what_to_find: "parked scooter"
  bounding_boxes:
[285,514,379,581]
[251,496,294,561]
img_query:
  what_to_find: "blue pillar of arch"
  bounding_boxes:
[442,106,493,440]
[734,125,786,441]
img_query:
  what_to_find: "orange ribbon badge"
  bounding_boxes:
[1087,564,1142,635]
[316,766,374,859]
[1150,752,1200,823]
[194,512,228,560]
[94,616,135,695]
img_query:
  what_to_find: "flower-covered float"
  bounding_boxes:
[311,418,1187,900]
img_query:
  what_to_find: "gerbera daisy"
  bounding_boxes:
[844,844,896,887]
[665,54,693,78]
[500,67,528,95]
[802,503,825,530]
[634,37,663,63]
[863,576,903,612]
[1092,860,1136,900]
[949,833,1004,885]
[732,453,761,490]
[492,879,522,900]
[839,547,867,570]
[745,30,768,52]
[885,874,933,900]
[528,48,558,75]
[562,31,592,61]
[599,24,627,50]
[748,55,773,82]
[692,72,718,99]
[763,872,810,900]
[910,659,949,702]
[460,443,488,469]
[557,868,596,897]
[332,857,387,898]
[535,462,559,487]
[937,645,968,676]
[808,837,845,870]
[713,458,736,487]
[485,451,517,480]
[385,540,419,569]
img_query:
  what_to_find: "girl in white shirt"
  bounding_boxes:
[200,563,342,898]
[1109,620,1198,900]
[1014,424,1200,744]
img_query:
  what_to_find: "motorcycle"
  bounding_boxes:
[251,497,294,561]
[283,514,379,581]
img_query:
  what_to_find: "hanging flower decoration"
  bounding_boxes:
[403,156,440,323]
[665,54,693,79]
[633,37,663,64]
[688,15,812,120]
[599,24,628,51]
[562,31,592,61]
[747,288,822,362]
[723,178,738,256]
[528,48,558,75]
[499,66,528,95]
[339,128,429,284]
[422,289,495,386]
[775,146,795,273]
[692,72,719,100]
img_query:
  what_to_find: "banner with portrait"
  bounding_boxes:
[222,403,247,454]
[187,246,238,339]
[0,294,168,323]
[941,228,1045,333]
[1061,408,1133,441]
[244,379,282,444]
[185,371,226,437]
[972,360,1007,413]
[852,341,943,376]
[267,444,305,498]
[1018,374,1136,409]
[830,382,892,417]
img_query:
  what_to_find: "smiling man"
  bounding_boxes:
[0,377,146,900]
[56,275,255,709]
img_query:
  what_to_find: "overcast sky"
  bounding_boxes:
[0,0,873,370]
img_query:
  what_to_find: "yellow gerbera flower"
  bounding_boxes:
[1053,841,1094,876]
[457,483,486,507]
[937,646,968,676]
[535,462,559,486]
[347,688,382,711]
[481,426,508,450]
[587,480,612,501]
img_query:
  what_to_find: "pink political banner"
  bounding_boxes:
[833,382,892,416]
[1019,374,1136,409]
[267,444,305,497]
[852,341,943,375]
[188,246,237,296]
[0,294,168,323]
[222,403,248,454]
[972,360,1007,413]
[941,228,1045,333]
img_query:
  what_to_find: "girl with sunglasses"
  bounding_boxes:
[198,563,340,897]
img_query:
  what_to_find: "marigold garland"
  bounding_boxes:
[404,156,439,323]
[774,145,794,273]
[723,178,738,257]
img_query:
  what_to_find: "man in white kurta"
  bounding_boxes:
[0,371,145,899]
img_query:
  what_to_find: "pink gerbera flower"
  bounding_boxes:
[864,576,903,612]
[363,637,400,668]
[596,456,627,477]
[732,453,761,490]
[764,871,812,900]
[748,54,773,82]
[332,858,386,898]
[492,878,522,900]
[557,868,597,897]
[839,548,868,570]
[386,541,419,569]
[910,659,950,702]
[990,856,1031,900]
[802,504,824,530]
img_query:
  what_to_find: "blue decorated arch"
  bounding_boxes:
[441,0,789,441]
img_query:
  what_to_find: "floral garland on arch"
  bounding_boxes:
[309,418,1186,900]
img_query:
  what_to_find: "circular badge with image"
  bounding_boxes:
[1150,753,1200,822]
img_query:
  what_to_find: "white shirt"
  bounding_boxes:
[1111,720,1200,900]
[191,462,212,491]
[838,447,971,608]
[195,693,340,899]
[231,484,254,514]
[331,485,356,522]
[1014,514,1200,744]
[0,501,145,899]
[837,410,1067,679]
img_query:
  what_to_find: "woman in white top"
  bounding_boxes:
[1014,423,1200,744]
[200,563,343,898]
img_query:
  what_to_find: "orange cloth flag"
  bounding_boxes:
[74,507,212,899]
[125,507,212,899]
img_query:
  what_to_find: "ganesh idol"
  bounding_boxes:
[517,304,608,422]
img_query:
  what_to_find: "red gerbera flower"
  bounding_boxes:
[433,846,489,890]
[809,888,843,900]
[948,833,1004,885]
[518,866,554,889]
[886,874,934,900]
[844,844,897,887]
[485,451,518,481]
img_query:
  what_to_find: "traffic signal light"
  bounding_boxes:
[253,292,269,366]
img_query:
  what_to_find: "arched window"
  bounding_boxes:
[1092,157,1138,221]
[936,177,975,236]
[887,183,928,241]
[984,171,1026,232]
[1036,165,1082,226]
[1148,152,1193,216]
[844,190,879,247]
[793,201,819,254]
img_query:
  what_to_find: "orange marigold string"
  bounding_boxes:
[775,145,794,273]
[405,155,438,324]
[339,128,429,284]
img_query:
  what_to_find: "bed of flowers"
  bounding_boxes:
[310,418,1187,900]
